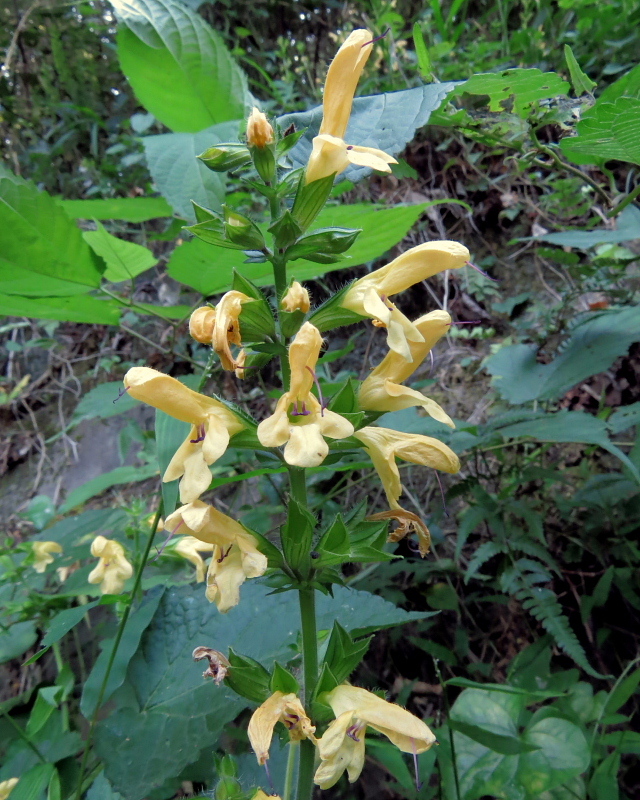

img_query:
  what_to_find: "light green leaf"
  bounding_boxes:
[0,293,121,325]
[87,773,125,800]
[0,269,90,298]
[168,202,431,294]
[280,82,459,182]
[6,765,55,800]
[0,621,37,665]
[0,177,104,288]
[563,45,596,96]
[70,382,141,428]
[598,62,640,103]
[142,121,239,220]
[96,582,429,799]
[560,96,640,166]
[58,464,159,515]
[83,222,157,282]
[58,196,173,222]
[534,204,640,248]
[132,302,193,319]
[112,0,247,132]
[454,68,569,118]
[518,717,590,793]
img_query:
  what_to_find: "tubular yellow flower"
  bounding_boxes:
[88,536,133,595]
[342,241,470,361]
[248,691,316,765]
[0,779,19,800]
[359,309,454,427]
[281,281,311,313]
[314,684,436,789]
[124,367,244,504]
[305,29,397,184]
[32,541,62,573]
[212,290,252,371]
[257,323,354,467]
[246,107,274,148]
[164,500,267,613]
[189,306,216,344]
[173,536,214,582]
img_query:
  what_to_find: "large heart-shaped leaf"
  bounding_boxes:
[111,0,248,132]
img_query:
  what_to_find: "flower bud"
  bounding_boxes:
[281,281,310,314]
[246,107,274,148]
[189,306,216,344]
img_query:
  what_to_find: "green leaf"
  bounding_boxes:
[534,204,640,248]
[607,401,640,434]
[96,582,431,799]
[7,765,55,800]
[604,667,640,715]
[560,96,640,166]
[58,197,173,222]
[112,0,247,132]
[70,382,141,428]
[563,45,596,96]
[0,621,37,665]
[280,83,459,182]
[0,177,104,289]
[0,293,121,325]
[143,122,239,221]
[58,464,159,515]
[412,23,432,81]
[518,716,590,793]
[83,222,157,282]
[81,588,165,719]
[168,202,430,293]
[453,68,569,118]
[87,773,125,800]
[448,719,540,755]
[270,662,300,695]
[41,602,100,647]
[323,621,371,684]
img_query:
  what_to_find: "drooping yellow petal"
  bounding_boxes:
[173,536,214,582]
[0,778,19,800]
[32,541,62,573]
[212,290,252,371]
[346,144,398,171]
[88,536,133,595]
[248,692,315,765]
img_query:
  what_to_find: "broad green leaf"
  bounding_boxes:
[0,621,37,665]
[142,121,239,220]
[560,97,640,166]
[0,269,91,298]
[96,582,429,799]
[598,62,640,104]
[87,773,125,800]
[518,717,590,793]
[563,45,596,96]
[168,202,431,294]
[70,382,141,428]
[280,82,459,182]
[0,177,104,288]
[58,464,159,515]
[0,293,121,325]
[83,222,157,282]
[132,302,193,319]
[534,204,640,248]
[112,0,247,132]
[81,588,164,719]
[607,401,640,434]
[41,602,100,647]
[453,68,569,118]
[5,765,54,800]
[485,306,640,404]
[58,196,173,222]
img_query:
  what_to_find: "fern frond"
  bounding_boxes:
[465,540,504,581]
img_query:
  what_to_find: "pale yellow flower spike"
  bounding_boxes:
[0,779,19,800]
[359,309,455,427]
[212,290,252,371]
[32,541,62,573]
[248,691,316,765]
[314,684,436,789]
[281,281,311,313]
[164,501,267,613]
[257,322,354,468]
[305,29,397,184]
[342,241,470,362]
[123,367,244,504]
[173,536,214,582]
[88,536,133,595]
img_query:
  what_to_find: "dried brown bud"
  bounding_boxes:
[246,107,274,149]
[192,646,230,684]
[189,306,216,344]
[366,508,431,556]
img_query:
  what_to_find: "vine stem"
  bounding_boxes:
[73,504,163,800]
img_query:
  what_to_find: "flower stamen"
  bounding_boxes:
[305,365,326,416]
[190,423,206,444]
[466,260,499,282]
[217,544,233,563]
[113,386,130,404]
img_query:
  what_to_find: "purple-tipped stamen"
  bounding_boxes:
[411,738,422,791]
[346,724,362,742]
[190,423,206,444]
[113,386,130,404]
[434,471,449,518]
[362,27,390,47]
[305,365,325,416]
[466,260,499,282]
[263,761,277,795]
[217,544,233,563]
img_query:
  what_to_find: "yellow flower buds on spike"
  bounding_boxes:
[246,107,274,148]
[88,536,133,595]
[281,281,311,313]
[189,306,216,344]
[32,541,62,573]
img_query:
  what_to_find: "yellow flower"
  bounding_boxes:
[248,691,316,765]
[32,541,62,573]
[314,684,436,789]
[359,310,454,427]
[164,501,267,612]
[252,792,281,800]
[212,290,252,371]
[257,323,354,467]
[124,367,244,504]
[246,107,274,148]
[173,536,214,582]
[189,306,215,344]
[88,536,133,595]
[354,426,460,555]
[281,281,311,313]
[0,779,19,800]
[305,29,397,184]
[341,241,470,362]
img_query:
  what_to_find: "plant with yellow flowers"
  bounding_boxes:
[91,28,473,800]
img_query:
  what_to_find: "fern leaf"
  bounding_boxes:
[465,540,504,581]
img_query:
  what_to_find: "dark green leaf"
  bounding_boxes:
[270,662,300,694]
[0,621,37,665]
[41,602,100,647]
[563,45,596,96]
[453,68,569,118]
[534,204,640,249]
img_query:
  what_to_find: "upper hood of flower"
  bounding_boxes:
[248,691,316,765]
[320,29,373,140]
